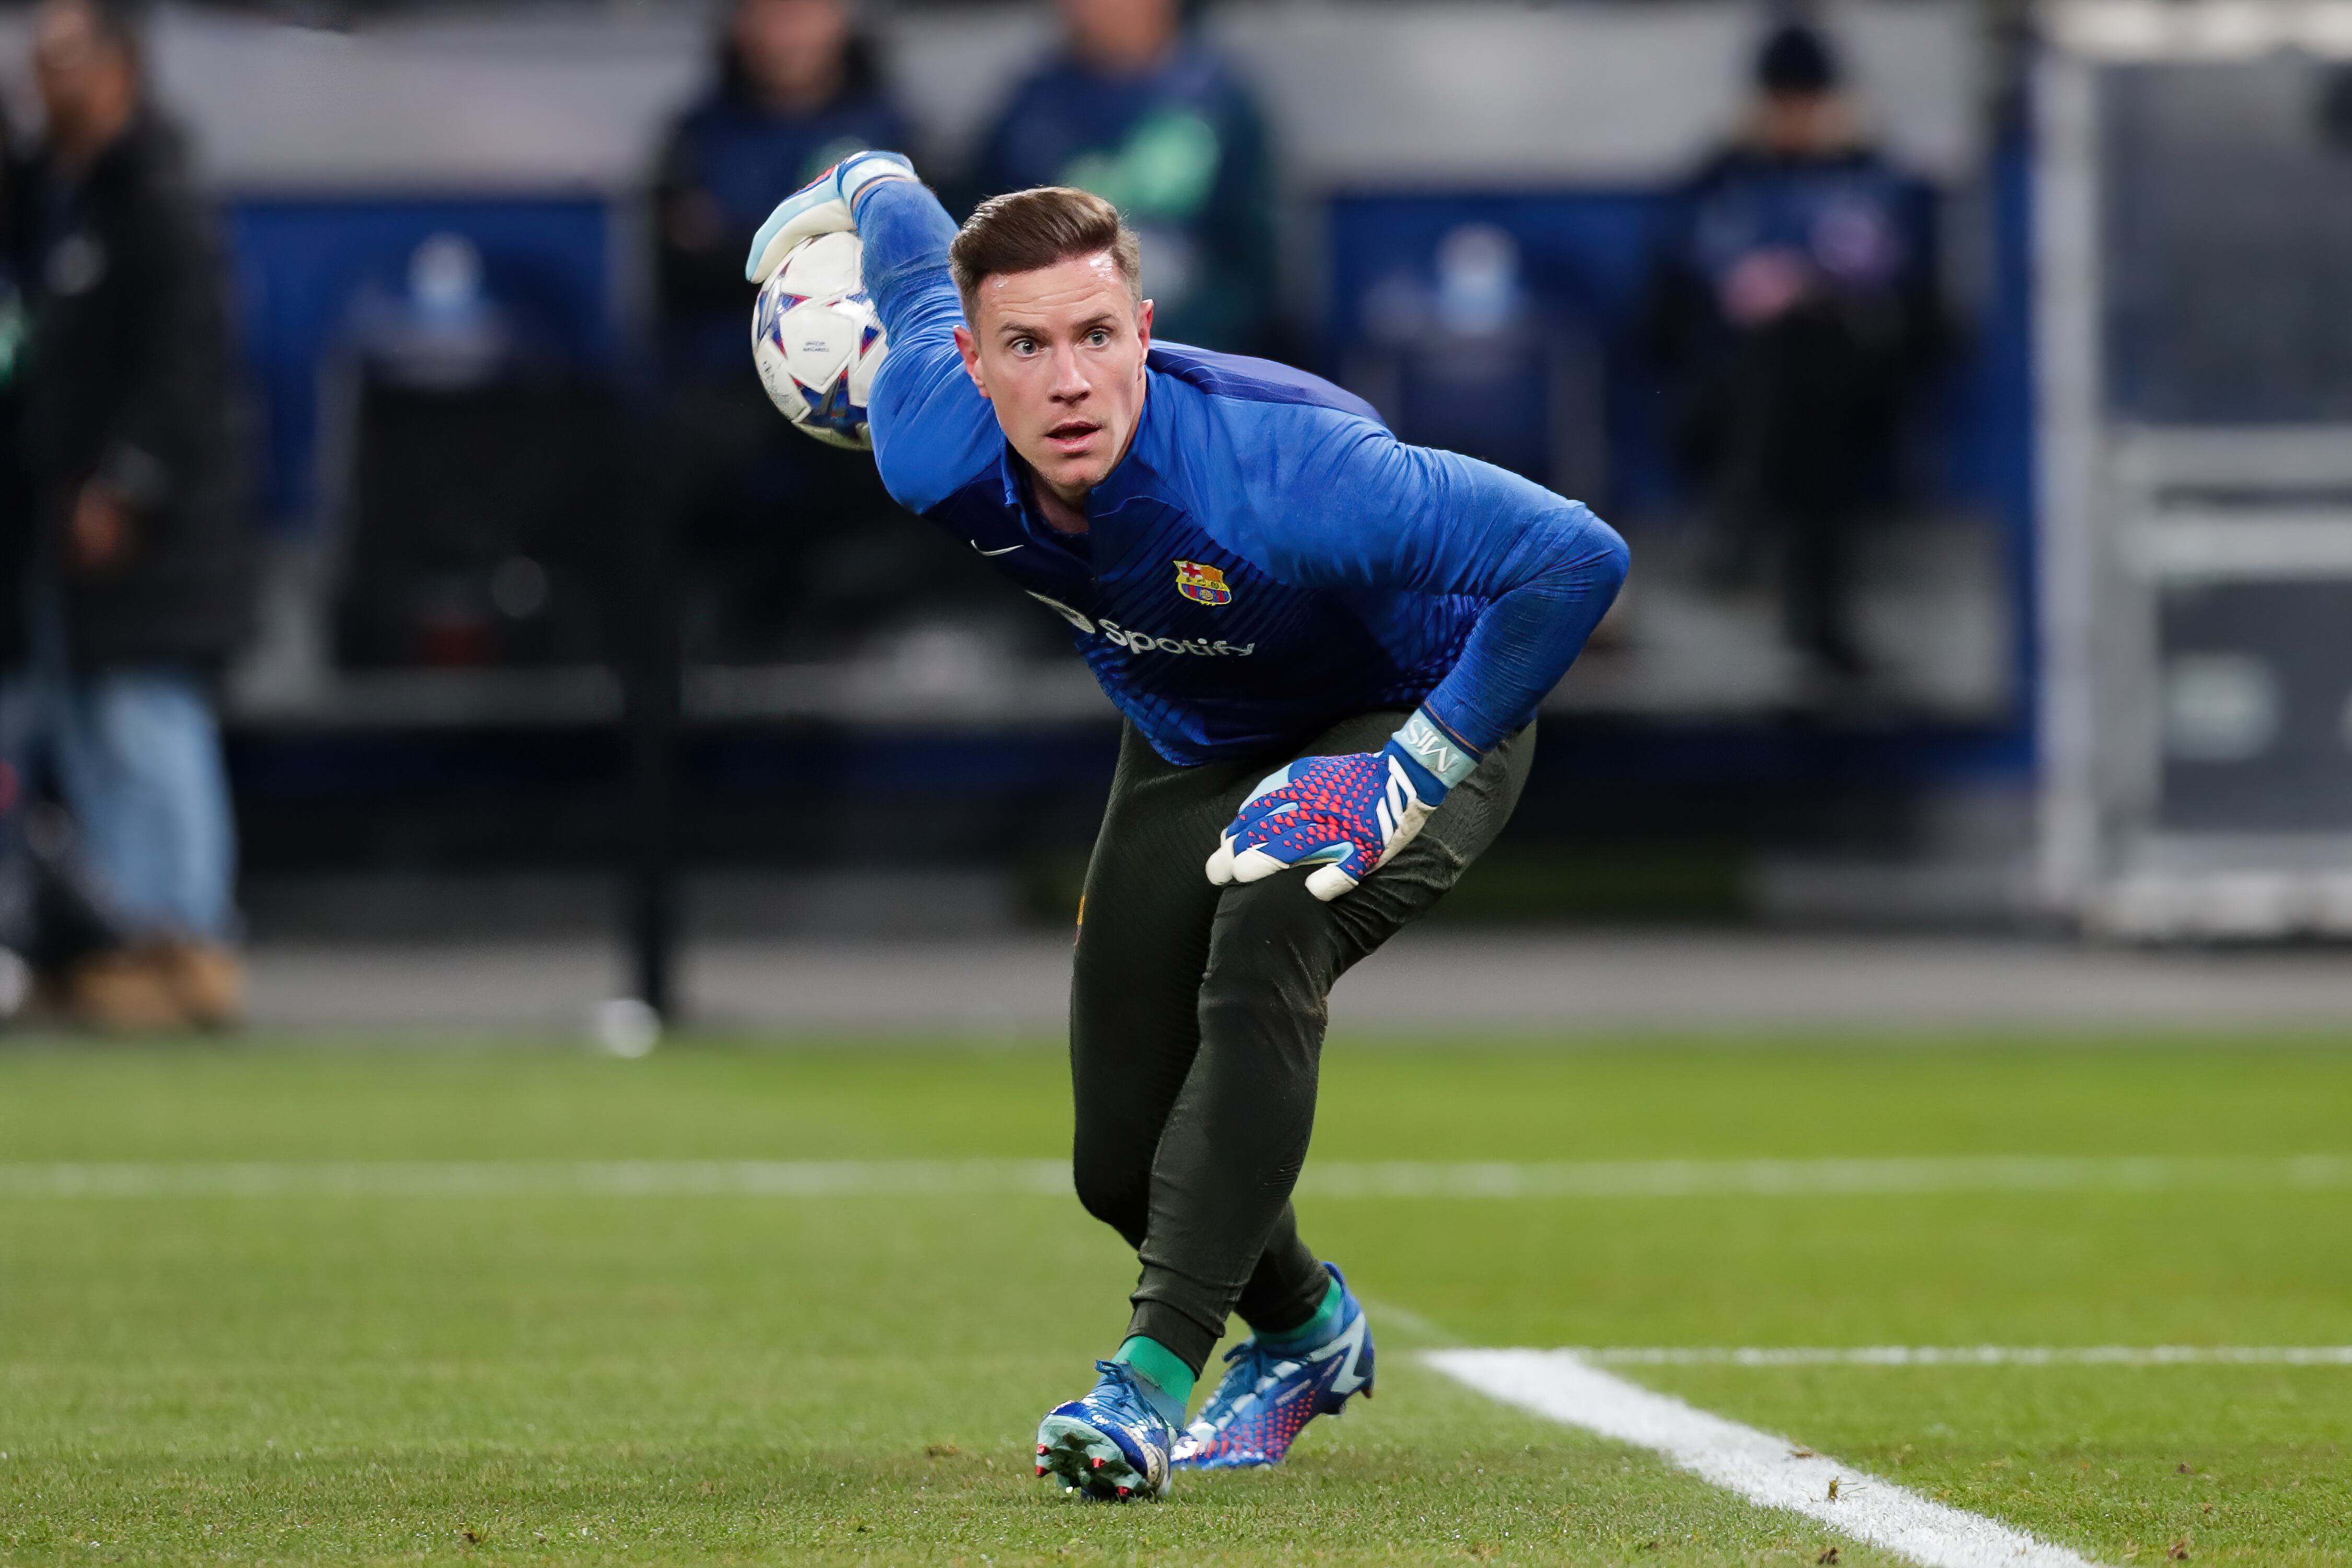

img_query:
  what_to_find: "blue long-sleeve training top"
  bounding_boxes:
[855,180,1629,767]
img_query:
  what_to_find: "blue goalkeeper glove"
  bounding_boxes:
[744,150,917,284]
[1204,709,1482,902]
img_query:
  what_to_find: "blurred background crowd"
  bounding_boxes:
[0,0,2340,1030]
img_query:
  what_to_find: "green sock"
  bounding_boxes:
[1112,1335,1193,1427]
[1258,1276,1345,1353]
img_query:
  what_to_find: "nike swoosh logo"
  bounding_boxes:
[973,543,1024,557]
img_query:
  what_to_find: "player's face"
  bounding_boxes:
[954,252,1153,504]
[1757,89,1848,156]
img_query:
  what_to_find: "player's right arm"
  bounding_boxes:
[852,181,1001,513]
[743,155,997,513]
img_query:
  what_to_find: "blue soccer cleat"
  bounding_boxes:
[1034,1360,1174,1501]
[1172,1264,1375,1471]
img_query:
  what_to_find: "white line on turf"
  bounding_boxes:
[1574,1345,2352,1367]
[2,1154,2348,1200]
[1427,1348,2107,1568]
[1294,1155,2352,1197]
[0,1160,1074,1198]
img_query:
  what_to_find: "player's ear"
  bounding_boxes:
[1135,297,1154,356]
[952,324,991,400]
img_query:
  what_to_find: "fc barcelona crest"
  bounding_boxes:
[1174,560,1232,607]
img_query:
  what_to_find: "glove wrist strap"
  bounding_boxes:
[841,154,916,209]
[1388,707,1480,798]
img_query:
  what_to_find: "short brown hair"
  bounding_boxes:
[950,186,1142,321]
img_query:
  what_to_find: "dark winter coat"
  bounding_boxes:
[1639,143,1945,501]
[16,112,253,671]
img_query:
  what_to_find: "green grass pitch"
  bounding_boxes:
[3,1035,2350,1565]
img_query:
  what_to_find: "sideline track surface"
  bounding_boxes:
[6,1154,2351,1198]
[242,931,2352,1034]
[1428,1347,2108,1568]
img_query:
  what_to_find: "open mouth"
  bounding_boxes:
[1044,420,1101,454]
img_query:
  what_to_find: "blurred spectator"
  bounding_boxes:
[656,0,907,379]
[0,102,39,1011]
[970,0,1275,353]
[3,0,253,1028]
[649,0,926,659]
[1641,19,1942,687]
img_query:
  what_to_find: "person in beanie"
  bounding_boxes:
[1642,17,1943,691]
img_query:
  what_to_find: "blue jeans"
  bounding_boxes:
[0,654,239,944]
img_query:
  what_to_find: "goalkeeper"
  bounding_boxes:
[747,155,1628,1501]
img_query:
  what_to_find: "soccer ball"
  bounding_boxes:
[751,230,888,451]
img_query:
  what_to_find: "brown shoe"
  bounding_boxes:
[159,940,246,1030]
[67,947,190,1032]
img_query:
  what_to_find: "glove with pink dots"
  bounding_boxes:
[1204,709,1480,902]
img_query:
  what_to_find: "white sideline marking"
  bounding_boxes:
[0,1160,1074,1198]
[1427,1348,2106,1568]
[1577,1345,2352,1367]
[2,1154,2349,1200]
[1295,1154,2352,1197]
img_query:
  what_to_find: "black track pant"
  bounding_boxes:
[1069,710,1534,1373]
